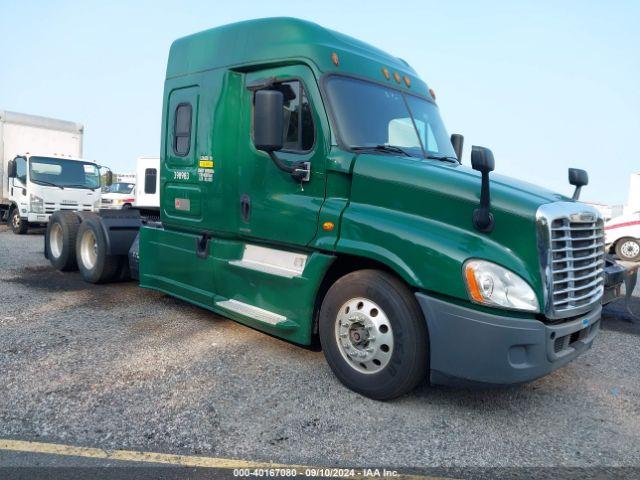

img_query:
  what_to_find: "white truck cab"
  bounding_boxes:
[6,153,107,234]
[0,111,112,234]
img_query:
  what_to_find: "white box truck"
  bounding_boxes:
[133,156,160,212]
[0,110,110,234]
[99,157,159,212]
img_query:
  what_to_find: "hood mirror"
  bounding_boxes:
[103,169,113,187]
[568,168,588,200]
[471,146,495,233]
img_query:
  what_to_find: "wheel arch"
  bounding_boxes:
[311,253,415,340]
[7,201,19,217]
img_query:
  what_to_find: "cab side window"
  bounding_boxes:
[15,157,27,184]
[173,103,192,156]
[269,80,315,153]
[145,168,157,194]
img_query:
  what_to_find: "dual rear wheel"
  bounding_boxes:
[46,212,127,283]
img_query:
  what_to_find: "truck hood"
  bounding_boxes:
[344,153,577,302]
[351,154,569,222]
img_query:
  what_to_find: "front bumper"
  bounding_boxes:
[416,293,601,386]
[27,212,51,223]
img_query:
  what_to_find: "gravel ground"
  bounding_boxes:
[0,224,639,472]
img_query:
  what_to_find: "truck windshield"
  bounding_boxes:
[107,183,135,194]
[325,76,456,159]
[29,156,101,190]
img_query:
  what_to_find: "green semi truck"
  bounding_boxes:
[44,18,605,400]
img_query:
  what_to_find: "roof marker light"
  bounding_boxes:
[382,68,390,80]
[403,75,411,87]
[393,72,401,83]
[429,88,436,100]
[331,52,339,66]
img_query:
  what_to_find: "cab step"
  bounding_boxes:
[215,299,297,328]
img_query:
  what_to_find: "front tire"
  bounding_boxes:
[616,237,640,262]
[10,208,28,235]
[319,270,429,400]
[75,216,121,283]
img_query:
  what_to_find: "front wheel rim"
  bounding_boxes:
[80,229,98,270]
[12,212,20,228]
[621,240,640,259]
[334,297,394,374]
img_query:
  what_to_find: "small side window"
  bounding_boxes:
[173,103,192,156]
[144,168,157,194]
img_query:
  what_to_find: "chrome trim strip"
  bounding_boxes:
[229,244,307,278]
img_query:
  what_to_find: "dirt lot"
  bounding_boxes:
[0,224,639,475]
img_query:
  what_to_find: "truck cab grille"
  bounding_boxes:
[537,203,605,319]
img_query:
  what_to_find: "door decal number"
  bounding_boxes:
[173,171,190,180]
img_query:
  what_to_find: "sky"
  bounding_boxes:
[1,0,638,205]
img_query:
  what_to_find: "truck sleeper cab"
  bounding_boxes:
[44,18,604,400]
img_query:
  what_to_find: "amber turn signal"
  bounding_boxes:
[322,221,335,231]
[464,264,484,303]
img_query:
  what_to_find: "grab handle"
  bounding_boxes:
[195,232,211,259]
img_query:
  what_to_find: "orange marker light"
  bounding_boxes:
[403,75,411,87]
[464,265,484,303]
[382,68,390,80]
[322,221,335,231]
[331,52,339,66]
[393,71,401,83]
[429,88,436,100]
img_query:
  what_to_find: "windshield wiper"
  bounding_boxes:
[64,184,97,190]
[426,154,459,164]
[31,179,64,189]
[351,144,413,157]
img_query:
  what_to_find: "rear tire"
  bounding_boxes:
[319,269,429,400]
[10,208,28,235]
[615,237,640,262]
[46,211,80,271]
[75,216,121,283]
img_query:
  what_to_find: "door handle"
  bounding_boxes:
[240,194,251,222]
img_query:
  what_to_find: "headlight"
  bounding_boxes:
[30,194,44,213]
[463,259,539,312]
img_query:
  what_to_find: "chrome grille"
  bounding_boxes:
[537,202,605,319]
